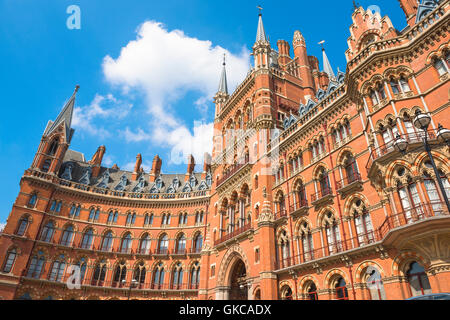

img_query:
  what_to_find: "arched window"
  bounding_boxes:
[126,213,136,225]
[88,208,99,221]
[176,234,186,254]
[50,200,62,213]
[41,159,51,173]
[324,212,341,254]
[81,229,94,249]
[27,251,45,278]
[107,211,114,223]
[335,277,348,300]
[120,233,132,253]
[40,221,55,242]
[101,231,114,252]
[281,286,293,300]
[158,234,169,254]
[2,248,17,273]
[70,204,81,218]
[365,267,386,300]
[344,155,359,184]
[91,260,107,286]
[133,262,146,286]
[423,171,442,212]
[190,262,200,289]
[390,78,400,95]
[370,89,379,105]
[377,83,386,100]
[318,168,331,197]
[139,233,151,254]
[75,258,87,284]
[307,283,318,300]
[60,225,74,246]
[299,222,314,261]
[113,261,127,286]
[407,262,432,297]
[399,76,410,92]
[48,139,59,156]
[152,263,165,289]
[353,203,374,245]
[16,216,29,236]
[172,262,184,289]
[279,230,290,266]
[183,213,188,225]
[28,194,37,207]
[434,57,447,76]
[49,255,66,282]
[193,233,203,253]
[397,174,423,222]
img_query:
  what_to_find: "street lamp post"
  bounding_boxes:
[123,279,138,300]
[393,110,450,213]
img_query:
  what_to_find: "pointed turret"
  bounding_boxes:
[31,85,80,174]
[44,85,79,144]
[217,55,228,95]
[256,12,267,43]
[253,10,271,70]
[321,44,336,81]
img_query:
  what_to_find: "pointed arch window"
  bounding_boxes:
[354,209,374,245]
[48,139,59,156]
[27,251,45,278]
[42,159,52,173]
[390,78,401,95]
[113,261,127,285]
[407,262,432,297]
[101,231,114,252]
[370,89,379,105]
[126,213,136,225]
[40,221,55,242]
[88,208,100,221]
[158,234,169,254]
[152,263,165,289]
[399,76,410,92]
[172,262,184,289]
[16,216,29,236]
[120,233,133,253]
[324,212,341,254]
[75,258,87,283]
[50,200,62,213]
[60,225,74,246]
[307,283,318,300]
[49,255,66,282]
[397,176,423,223]
[193,233,203,253]
[190,262,200,289]
[139,234,151,254]
[2,248,17,273]
[81,229,94,249]
[70,204,81,218]
[299,223,314,262]
[344,155,359,184]
[434,57,447,76]
[28,194,37,207]
[176,234,186,254]
[318,168,331,197]
[133,262,146,286]
[91,260,107,286]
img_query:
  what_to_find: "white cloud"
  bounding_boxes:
[102,21,250,164]
[72,93,133,138]
[122,160,153,173]
[0,223,5,232]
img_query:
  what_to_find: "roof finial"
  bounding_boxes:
[223,53,226,66]
[75,84,80,93]
[218,54,229,94]
[257,5,263,16]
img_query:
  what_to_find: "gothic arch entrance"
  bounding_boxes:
[228,259,248,300]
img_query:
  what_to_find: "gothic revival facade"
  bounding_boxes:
[0,0,449,300]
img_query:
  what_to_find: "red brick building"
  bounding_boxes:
[0,0,449,300]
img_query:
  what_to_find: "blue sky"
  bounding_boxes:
[0,0,406,225]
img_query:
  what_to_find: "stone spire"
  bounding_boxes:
[256,11,267,43]
[44,85,79,143]
[217,54,228,94]
[320,43,336,81]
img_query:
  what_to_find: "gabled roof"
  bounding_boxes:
[218,58,228,94]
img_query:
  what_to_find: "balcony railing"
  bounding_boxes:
[214,223,252,246]
[274,201,449,270]
[336,172,362,190]
[311,187,333,203]
[366,131,437,171]
[216,155,250,187]
[289,198,308,214]
[274,208,287,220]
[153,248,169,255]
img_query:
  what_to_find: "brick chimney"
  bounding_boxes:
[149,155,162,182]
[132,153,142,181]
[89,145,106,178]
